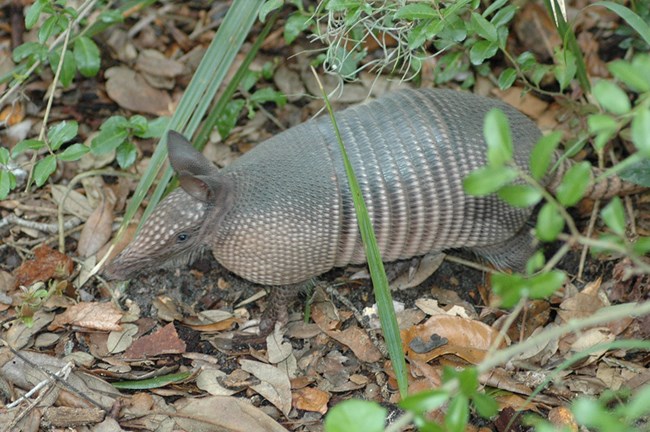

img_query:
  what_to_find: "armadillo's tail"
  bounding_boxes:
[545,155,647,200]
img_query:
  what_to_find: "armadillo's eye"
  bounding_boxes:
[176,233,189,243]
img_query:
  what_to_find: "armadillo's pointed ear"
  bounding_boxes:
[178,173,232,204]
[167,130,217,176]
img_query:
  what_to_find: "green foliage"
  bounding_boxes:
[90,115,169,168]
[324,400,386,432]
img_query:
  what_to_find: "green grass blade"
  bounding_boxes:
[593,1,650,46]
[312,69,408,397]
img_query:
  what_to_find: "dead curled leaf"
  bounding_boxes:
[105,66,173,115]
[402,315,506,364]
[123,322,187,359]
[77,189,115,258]
[13,244,75,289]
[240,359,292,417]
[49,301,123,332]
[292,387,330,415]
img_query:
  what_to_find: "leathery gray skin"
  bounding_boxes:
[102,88,640,329]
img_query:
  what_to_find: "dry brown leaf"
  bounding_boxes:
[105,66,172,115]
[123,322,186,359]
[77,190,115,258]
[324,325,383,363]
[50,185,94,219]
[49,302,123,332]
[174,395,288,432]
[13,244,75,289]
[292,387,330,415]
[5,311,55,350]
[240,359,292,416]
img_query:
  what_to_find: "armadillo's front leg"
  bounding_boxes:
[259,282,309,335]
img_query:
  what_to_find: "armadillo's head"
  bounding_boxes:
[102,131,234,280]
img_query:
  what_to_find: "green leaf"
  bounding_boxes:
[12,139,45,157]
[0,169,16,200]
[128,115,149,136]
[587,114,618,134]
[98,10,124,24]
[91,128,129,154]
[472,392,499,419]
[48,121,78,150]
[216,99,246,139]
[535,203,564,242]
[284,13,310,44]
[49,49,76,87]
[116,141,137,168]
[324,400,386,432]
[497,68,516,90]
[525,250,546,274]
[470,12,497,41]
[58,144,89,161]
[34,155,57,187]
[633,237,650,256]
[556,161,592,207]
[13,42,47,62]
[74,36,101,77]
[469,40,498,65]
[554,49,577,91]
[593,80,631,115]
[394,3,436,20]
[530,64,551,86]
[490,5,516,27]
[631,109,650,156]
[259,0,283,22]
[0,147,9,164]
[497,184,542,208]
[445,394,469,432]
[528,270,565,298]
[39,15,64,44]
[325,0,362,12]
[463,166,517,196]
[112,371,192,390]
[530,131,562,180]
[140,116,169,139]
[516,51,537,71]
[25,0,45,29]
[250,87,287,106]
[619,158,650,187]
[400,389,449,414]
[608,59,650,92]
[100,115,129,131]
[484,108,513,166]
[601,197,626,235]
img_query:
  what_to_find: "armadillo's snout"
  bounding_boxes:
[101,248,140,281]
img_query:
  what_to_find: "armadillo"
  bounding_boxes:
[103,88,633,321]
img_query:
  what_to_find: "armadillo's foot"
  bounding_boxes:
[258,282,306,336]
[469,224,537,272]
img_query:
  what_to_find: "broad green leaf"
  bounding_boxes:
[12,139,45,157]
[536,203,564,242]
[25,0,45,29]
[116,141,137,168]
[470,12,497,41]
[13,42,47,62]
[608,59,650,92]
[619,158,650,187]
[528,270,565,298]
[258,0,282,22]
[250,88,287,106]
[633,237,650,256]
[554,49,577,91]
[469,40,498,65]
[216,99,246,139]
[631,109,650,156]
[326,0,362,13]
[472,392,499,419]
[99,10,124,24]
[593,80,631,115]
[497,184,542,208]
[284,13,310,44]
[484,108,512,166]
[530,131,562,180]
[74,36,101,77]
[49,49,76,87]
[445,394,469,432]
[128,115,148,136]
[400,389,449,414]
[516,51,537,71]
[525,250,546,274]
[58,144,89,161]
[39,15,65,44]
[324,400,386,432]
[555,161,591,206]
[601,197,626,235]
[34,155,57,187]
[497,68,516,90]
[140,117,169,139]
[0,147,9,164]
[394,3,437,20]
[491,273,526,308]
[100,115,129,131]
[587,114,618,134]
[48,121,78,150]
[91,128,129,154]
[463,166,517,196]
[0,170,16,199]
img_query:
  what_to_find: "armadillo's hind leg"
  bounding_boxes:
[468,225,537,272]
[259,281,313,336]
